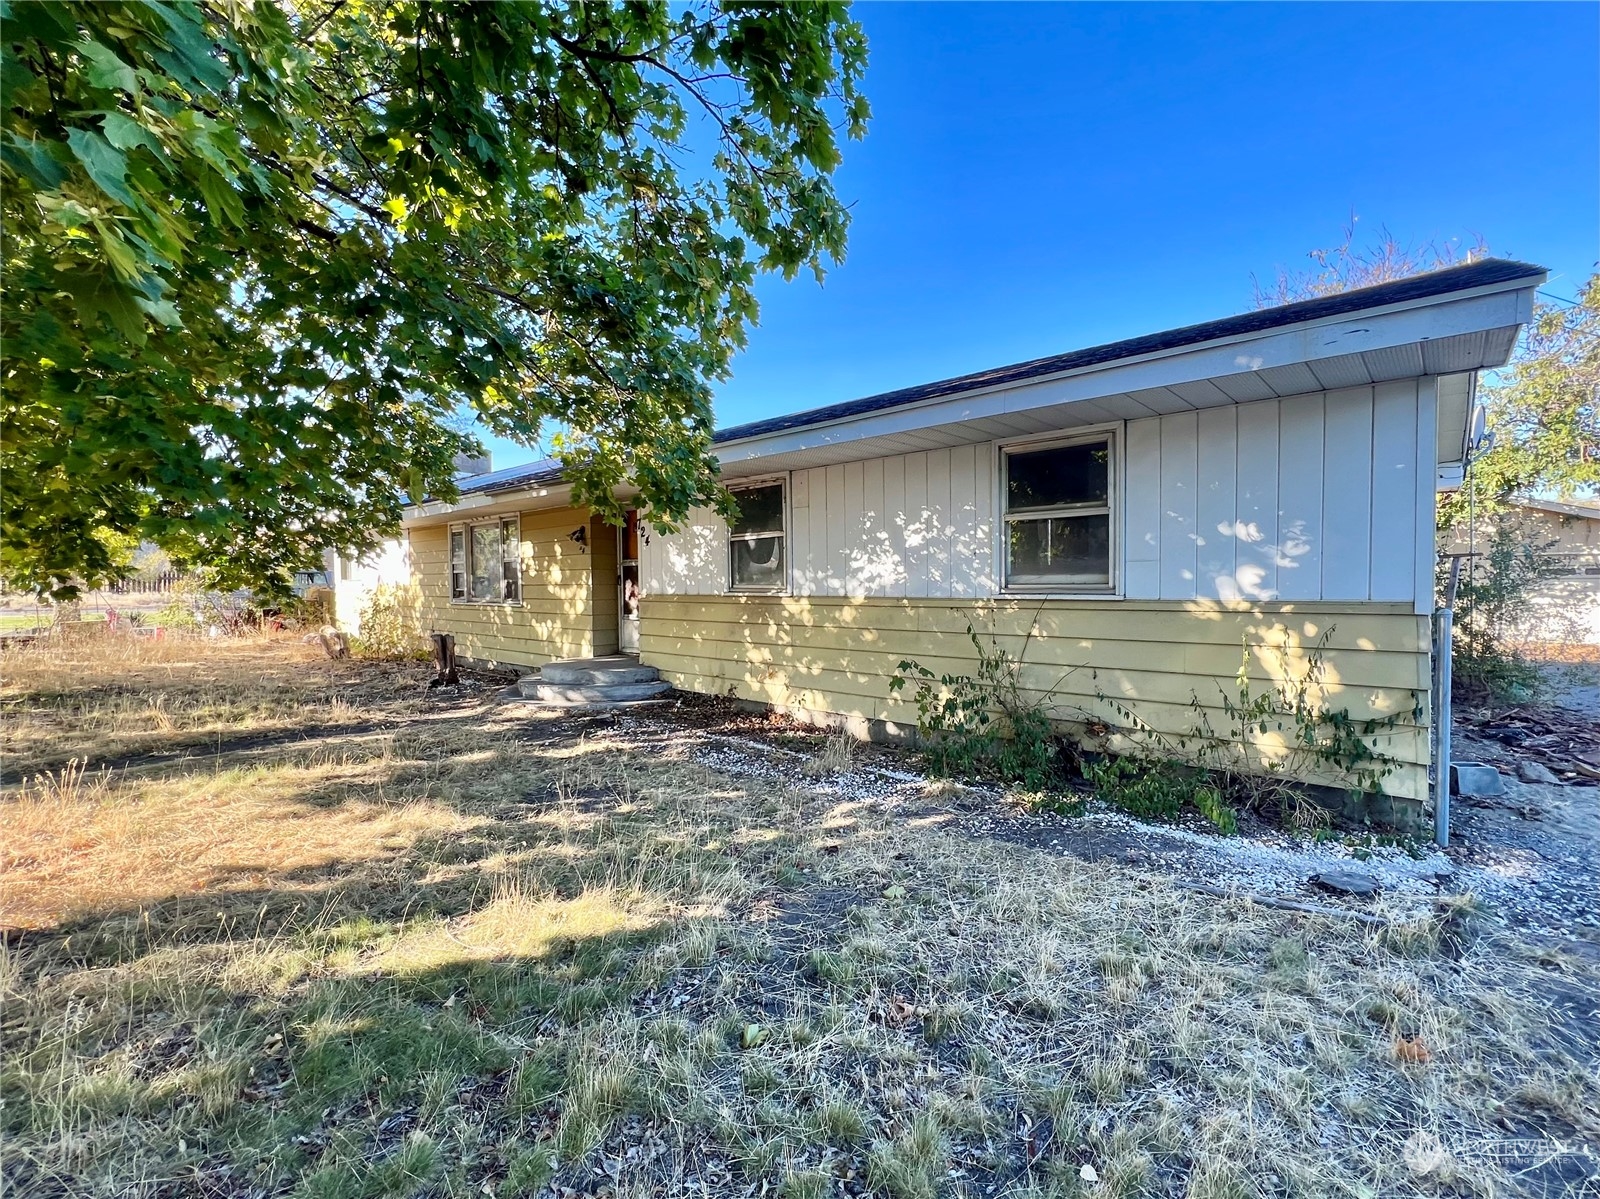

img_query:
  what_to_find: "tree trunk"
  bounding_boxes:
[430,632,459,685]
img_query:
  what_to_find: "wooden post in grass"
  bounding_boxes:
[430,632,459,686]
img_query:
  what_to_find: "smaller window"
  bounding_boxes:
[728,481,787,593]
[500,518,520,601]
[469,524,498,600]
[339,556,354,582]
[449,530,467,600]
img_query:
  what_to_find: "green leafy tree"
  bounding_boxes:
[1256,217,1597,517]
[1,1,869,597]
[1437,274,1599,525]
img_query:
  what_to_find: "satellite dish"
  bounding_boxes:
[1469,404,1490,451]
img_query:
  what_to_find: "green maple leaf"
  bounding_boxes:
[66,127,135,207]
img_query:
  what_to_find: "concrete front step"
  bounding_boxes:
[539,656,662,686]
[516,678,673,705]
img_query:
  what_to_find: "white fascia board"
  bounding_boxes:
[404,483,575,525]
[403,480,644,526]
[714,281,1541,467]
[1436,372,1476,467]
[408,493,498,521]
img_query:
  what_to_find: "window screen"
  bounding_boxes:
[469,524,498,600]
[449,530,467,600]
[1005,442,1109,511]
[450,518,520,603]
[500,519,520,601]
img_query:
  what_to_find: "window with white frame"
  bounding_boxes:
[449,517,521,602]
[728,480,787,592]
[1001,435,1114,590]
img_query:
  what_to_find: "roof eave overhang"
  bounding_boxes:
[713,274,1543,471]
[404,481,576,525]
[1512,497,1600,521]
[403,479,645,525]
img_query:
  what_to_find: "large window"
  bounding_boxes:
[449,517,521,602]
[1001,435,1114,590]
[728,480,787,593]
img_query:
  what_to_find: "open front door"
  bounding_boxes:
[619,509,640,654]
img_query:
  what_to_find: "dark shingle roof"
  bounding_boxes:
[452,457,564,498]
[442,258,1545,500]
[711,258,1546,445]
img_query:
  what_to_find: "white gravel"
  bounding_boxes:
[627,720,1594,938]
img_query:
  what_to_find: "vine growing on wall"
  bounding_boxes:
[889,614,1419,834]
[888,615,1072,792]
[1089,628,1421,829]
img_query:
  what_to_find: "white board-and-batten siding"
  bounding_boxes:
[642,384,1437,612]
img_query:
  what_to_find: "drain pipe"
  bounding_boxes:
[1432,554,1465,848]
[1431,606,1454,848]
[1435,400,1492,849]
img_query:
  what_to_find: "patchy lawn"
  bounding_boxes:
[2,638,1596,1199]
[0,634,445,786]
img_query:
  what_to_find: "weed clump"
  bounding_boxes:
[865,1112,946,1199]
[890,621,1065,791]
[1446,524,1561,706]
[356,583,423,660]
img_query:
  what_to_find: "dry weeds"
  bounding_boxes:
[0,634,440,781]
[1,638,1596,1198]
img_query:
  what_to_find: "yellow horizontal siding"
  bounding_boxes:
[639,595,1431,801]
[636,625,1428,693]
[639,644,1421,725]
[405,508,610,667]
[642,594,1420,642]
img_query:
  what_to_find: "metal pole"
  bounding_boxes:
[1432,607,1454,848]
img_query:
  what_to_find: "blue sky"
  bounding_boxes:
[485,1,1597,468]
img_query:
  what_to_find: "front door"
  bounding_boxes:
[618,509,641,654]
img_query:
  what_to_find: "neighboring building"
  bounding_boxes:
[1521,497,1600,577]
[327,540,410,633]
[1449,496,1600,645]
[341,259,1548,823]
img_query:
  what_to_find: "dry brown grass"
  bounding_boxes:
[0,633,438,779]
[0,751,470,931]
[2,639,1596,1199]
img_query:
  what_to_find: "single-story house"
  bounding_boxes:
[336,259,1547,825]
